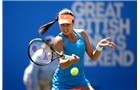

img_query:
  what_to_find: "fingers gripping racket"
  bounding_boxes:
[28,38,74,66]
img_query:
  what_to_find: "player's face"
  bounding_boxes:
[59,23,73,35]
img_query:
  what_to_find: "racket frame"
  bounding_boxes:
[28,38,64,66]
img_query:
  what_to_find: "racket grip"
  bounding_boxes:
[64,55,74,59]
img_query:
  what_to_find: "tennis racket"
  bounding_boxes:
[28,38,74,66]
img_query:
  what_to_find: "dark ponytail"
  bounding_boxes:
[38,17,58,35]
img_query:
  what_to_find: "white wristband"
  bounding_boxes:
[96,45,103,51]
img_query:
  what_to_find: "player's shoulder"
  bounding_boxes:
[54,35,64,44]
[75,29,86,33]
[75,29,87,36]
[54,35,65,48]
[55,35,63,41]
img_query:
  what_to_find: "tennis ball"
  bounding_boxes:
[70,67,79,76]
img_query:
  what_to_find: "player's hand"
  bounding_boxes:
[70,54,80,64]
[97,37,117,49]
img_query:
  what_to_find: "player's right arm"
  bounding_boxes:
[54,36,79,69]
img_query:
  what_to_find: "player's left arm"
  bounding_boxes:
[79,30,116,61]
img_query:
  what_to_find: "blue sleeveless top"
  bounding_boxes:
[52,30,90,90]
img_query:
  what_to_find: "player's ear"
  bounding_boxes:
[72,20,74,25]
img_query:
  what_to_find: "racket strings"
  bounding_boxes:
[29,40,53,65]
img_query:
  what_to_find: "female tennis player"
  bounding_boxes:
[23,36,58,90]
[39,8,117,90]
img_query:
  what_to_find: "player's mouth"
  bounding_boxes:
[63,30,68,33]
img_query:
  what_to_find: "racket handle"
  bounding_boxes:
[64,55,74,59]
